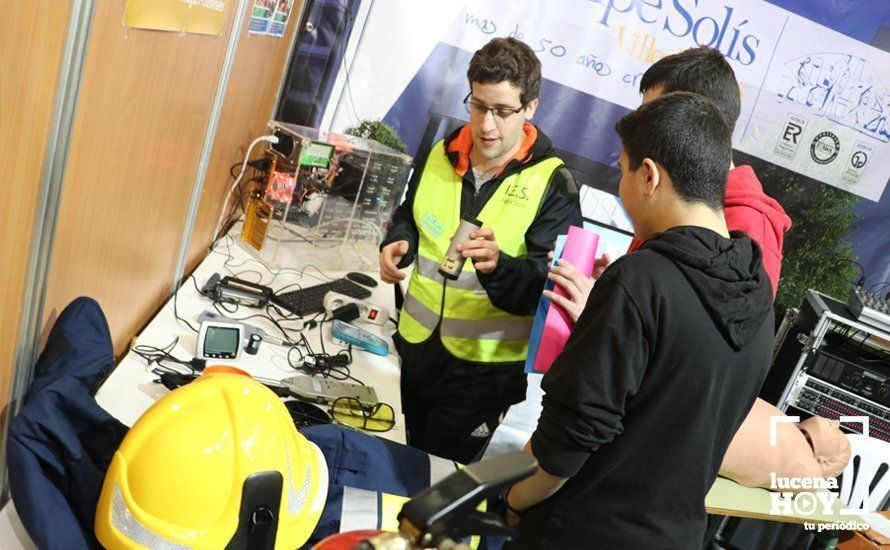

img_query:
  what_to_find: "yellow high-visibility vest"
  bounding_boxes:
[398,140,561,363]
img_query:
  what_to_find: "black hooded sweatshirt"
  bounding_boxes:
[513,226,774,550]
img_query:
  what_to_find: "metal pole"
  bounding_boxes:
[5,0,97,504]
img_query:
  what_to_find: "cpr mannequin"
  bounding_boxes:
[720,398,851,490]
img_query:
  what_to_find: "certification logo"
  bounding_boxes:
[775,113,808,160]
[810,131,840,165]
[850,150,868,169]
[841,141,876,187]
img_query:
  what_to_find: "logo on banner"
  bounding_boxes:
[810,131,840,165]
[784,123,803,144]
[775,114,809,160]
[851,151,868,169]
[842,141,876,187]
[778,53,890,145]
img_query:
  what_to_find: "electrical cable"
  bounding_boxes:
[219,173,264,236]
[173,278,199,333]
[836,259,866,288]
[132,338,202,388]
[212,135,280,242]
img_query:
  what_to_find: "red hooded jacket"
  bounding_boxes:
[627,166,791,297]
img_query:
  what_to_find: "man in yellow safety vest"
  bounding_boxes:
[379,37,582,464]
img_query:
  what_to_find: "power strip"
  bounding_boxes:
[324,291,389,325]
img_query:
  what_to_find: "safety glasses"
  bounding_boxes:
[330,397,395,433]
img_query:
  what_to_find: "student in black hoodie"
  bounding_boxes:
[502,92,775,549]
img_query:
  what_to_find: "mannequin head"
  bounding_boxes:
[720,399,854,491]
[799,417,851,478]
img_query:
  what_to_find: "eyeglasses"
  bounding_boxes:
[331,397,395,432]
[463,92,526,121]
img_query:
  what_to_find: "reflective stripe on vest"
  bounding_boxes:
[403,293,534,340]
[398,140,561,363]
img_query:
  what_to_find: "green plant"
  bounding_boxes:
[343,120,408,154]
[734,151,860,316]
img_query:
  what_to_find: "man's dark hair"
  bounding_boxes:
[467,37,541,105]
[639,46,741,131]
[615,91,732,210]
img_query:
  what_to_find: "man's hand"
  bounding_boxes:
[542,253,612,323]
[379,240,409,284]
[458,228,500,274]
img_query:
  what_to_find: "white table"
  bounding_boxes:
[96,232,405,442]
[0,232,405,547]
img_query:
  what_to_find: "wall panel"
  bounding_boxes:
[184,1,304,273]
[0,1,72,412]
[41,2,237,356]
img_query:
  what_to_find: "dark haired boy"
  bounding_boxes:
[633,45,790,296]
[378,37,581,463]
[547,47,789,325]
[504,92,774,549]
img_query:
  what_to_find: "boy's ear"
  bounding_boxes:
[641,158,660,197]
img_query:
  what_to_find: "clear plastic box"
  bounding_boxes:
[238,122,413,271]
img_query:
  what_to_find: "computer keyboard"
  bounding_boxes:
[847,288,890,334]
[272,278,372,316]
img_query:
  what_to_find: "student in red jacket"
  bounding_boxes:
[547,46,791,322]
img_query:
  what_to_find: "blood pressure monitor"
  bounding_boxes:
[196,321,244,361]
